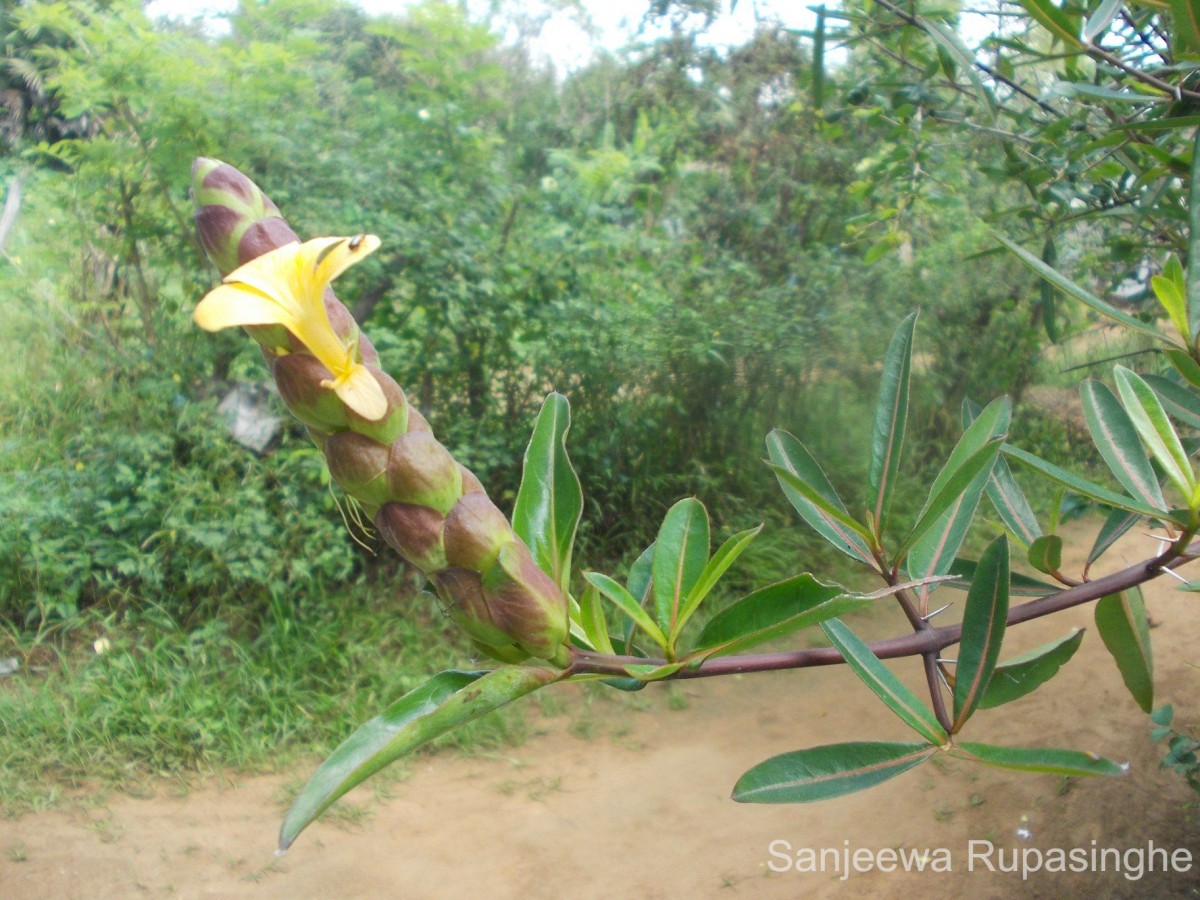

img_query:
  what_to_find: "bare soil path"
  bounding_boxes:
[2,520,1198,898]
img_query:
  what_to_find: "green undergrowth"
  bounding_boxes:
[0,588,529,816]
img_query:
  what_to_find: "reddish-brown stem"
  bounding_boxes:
[566,542,1197,680]
[923,652,952,732]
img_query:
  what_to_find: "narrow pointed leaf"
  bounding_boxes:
[673,524,763,639]
[733,741,937,803]
[979,629,1085,709]
[1087,506,1142,566]
[996,233,1178,345]
[869,312,918,535]
[1080,379,1168,511]
[1113,366,1195,500]
[964,398,1041,546]
[1152,271,1191,342]
[766,430,877,566]
[952,536,1009,732]
[908,399,1010,588]
[987,458,1043,546]
[585,571,667,649]
[627,541,655,605]
[895,439,1003,561]
[1164,349,1200,389]
[822,619,946,744]
[1027,534,1063,574]
[952,742,1127,777]
[1169,0,1200,59]
[578,582,615,655]
[280,667,558,849]
[513,393,583,593]
[1014,0,1083,45]
[695,575,866,658]
[651,498,710,638]
[1095,588,1154,712]
[922,17,995,119]
[767,462,878,553]
[1144,373,1200,430]
[1003,445,1172,519]
[1084,0,1125,41]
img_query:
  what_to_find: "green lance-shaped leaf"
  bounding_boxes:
[952,535,1009,733]
[585,571,668,650]
[1189,124,1200,338]
[695,575,867,659]
[766,430,877,567]
[979,629,1085,710]
[869,312,918,537]
[1003,445,1175,520]
[578,582,615,655]
[950,742,1127,777]
[1080,379,1168,512]
[1026,534,1063,575]
[1014,0,1083,46]
[672,524,763,643]
[651,498,710,641]
[821,619,947,745]
[963,399,1041,547]
[921,16,995,121]
[1169,0,1200,61]
[1144,373,1200,430]
[280,667,559,849]
[627,541,655,605]
[894,439,1004,563]
[1084,0,1125,41]
[1113,366,1196,503]
[908,399,1010,591]
[1152,261,1190,343]
[1087,506,1142,567]
[1095,588,1155,712]
[996,234,1180,347]
[1165,349,1200,389]
[513,393,583,594]
[733,742,937,803]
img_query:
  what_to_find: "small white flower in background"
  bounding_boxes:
[93,638,111,655]
[417,108,431,121]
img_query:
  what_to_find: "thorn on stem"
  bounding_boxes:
[923,602,951,620]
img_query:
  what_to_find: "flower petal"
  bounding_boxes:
[222,241,304,305]
[312,234,381,285]
[332,365,389,421]
[194,283,294,332]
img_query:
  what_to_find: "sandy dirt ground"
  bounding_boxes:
[1,519,1199,899]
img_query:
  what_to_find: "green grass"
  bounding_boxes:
[0,588,527,815]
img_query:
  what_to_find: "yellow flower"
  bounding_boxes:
[194,235,387,420]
